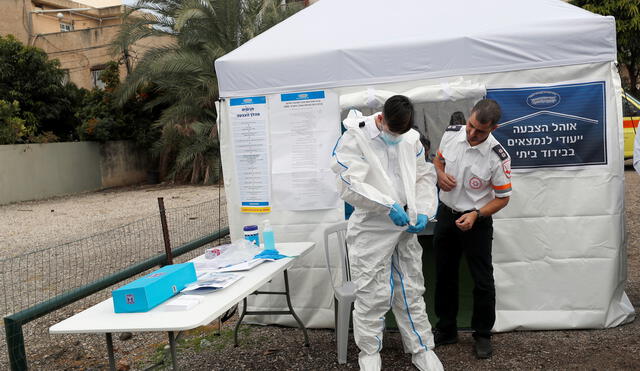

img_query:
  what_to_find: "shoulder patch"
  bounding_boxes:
[492,144,509,161]
[445,125,462,132]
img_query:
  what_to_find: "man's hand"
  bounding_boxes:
[389,203,410,226]
[406,214,428,233]
[455,211,477,231]
[433,155,456,191]
[437,170,457,191]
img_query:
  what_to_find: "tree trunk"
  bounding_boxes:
[190,157,198,184]
[625,53,640,96]
[190,154,202,184]
[631,64,640,97]
[159,149,171,181]
[203,163,211,185]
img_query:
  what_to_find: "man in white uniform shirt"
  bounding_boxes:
[332,95,443,371]
[432,99,512,359]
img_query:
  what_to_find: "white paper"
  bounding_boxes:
[272,170,341,211]
[228,96,271,213]
[162,295,202,311]
[217,258,268,272]
[269,90,342,210]
[182,272,242,292]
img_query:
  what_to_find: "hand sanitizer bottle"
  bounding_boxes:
[262,219,276,251]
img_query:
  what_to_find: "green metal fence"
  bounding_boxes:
[1,195,230,370]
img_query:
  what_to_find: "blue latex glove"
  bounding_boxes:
[389,203,410,226]
[254,250,289,260]
[406,214,428,233]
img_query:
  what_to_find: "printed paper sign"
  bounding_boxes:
[228,96,271,213]
[269,90,341,211]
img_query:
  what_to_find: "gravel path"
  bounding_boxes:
[1,168,638,370]
[0,184,224,255]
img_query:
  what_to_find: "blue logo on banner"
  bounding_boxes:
[281,91,325,101]
[526,91,561,109]
[487,82,607,169]
[230,96,266,106]
[242,202,269,206]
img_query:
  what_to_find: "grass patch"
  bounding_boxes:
[139,325,253,369]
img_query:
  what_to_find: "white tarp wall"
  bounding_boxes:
[215,0,635,331]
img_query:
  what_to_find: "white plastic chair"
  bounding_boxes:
[323,221,357,364]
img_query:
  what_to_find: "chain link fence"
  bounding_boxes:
[0,194,229,369]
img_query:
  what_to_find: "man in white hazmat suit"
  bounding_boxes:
[331,95,443,371]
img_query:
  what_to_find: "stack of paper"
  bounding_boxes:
[182,272,242,292]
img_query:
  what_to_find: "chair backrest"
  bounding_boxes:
[323,221,351,291]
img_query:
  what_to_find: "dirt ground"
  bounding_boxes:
[0,184,224,254]
[3,168,639,370]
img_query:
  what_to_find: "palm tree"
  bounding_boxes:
[113,0,303,183]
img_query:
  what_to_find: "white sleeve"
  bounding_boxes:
[491,156,513,198]
[415,142,438,218]
[331,129,395,213]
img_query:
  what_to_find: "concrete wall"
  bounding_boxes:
[31,25,172,89]
[30,2,123,35]
[99,140,147,188]
[0,0,31,42]
[0,141,148,205]
[33,24,123,89]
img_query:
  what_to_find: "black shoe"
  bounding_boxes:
[474,337,493,359]
[434,329,458,347]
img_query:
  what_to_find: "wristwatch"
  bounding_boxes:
[474,209,483,219]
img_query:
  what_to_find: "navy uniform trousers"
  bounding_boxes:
[433,202,495,339]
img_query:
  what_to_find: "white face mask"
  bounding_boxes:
[380,131,402,145]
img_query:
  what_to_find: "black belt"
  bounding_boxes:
[440,203,475,216]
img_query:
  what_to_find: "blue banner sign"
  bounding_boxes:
[230,96,266,106]
[241,201,269,206]
[487,82,607,169]
[281,91,325,101]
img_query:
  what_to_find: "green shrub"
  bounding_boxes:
[0,100,30,144]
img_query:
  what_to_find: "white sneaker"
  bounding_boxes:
[358,352,381,371]
[412,350,444,371]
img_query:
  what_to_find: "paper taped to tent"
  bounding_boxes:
[214,0,635,331]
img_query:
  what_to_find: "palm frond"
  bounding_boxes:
[114,0,301,183]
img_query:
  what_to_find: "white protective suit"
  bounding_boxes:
[331,111,442,371]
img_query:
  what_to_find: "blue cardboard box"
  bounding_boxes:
[112,263,197,313]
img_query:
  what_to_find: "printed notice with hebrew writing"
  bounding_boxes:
[269,90,341,211]
[228,96,271,213]
[488,82,606,170]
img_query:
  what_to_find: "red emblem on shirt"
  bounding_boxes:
[469,176,482,189]
[502,160,512,179]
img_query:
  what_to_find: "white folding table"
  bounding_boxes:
[49,242,315,370]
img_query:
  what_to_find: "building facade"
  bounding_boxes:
[1,0,167,89]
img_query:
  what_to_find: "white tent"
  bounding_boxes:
[215,0,635,331]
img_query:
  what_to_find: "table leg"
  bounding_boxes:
[234,297,248,347]
[233,270,309,347]
[283,270,310,347]
[168,331,178,370]
[105,333,116,371]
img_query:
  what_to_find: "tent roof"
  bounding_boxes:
[215,0,616,97]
